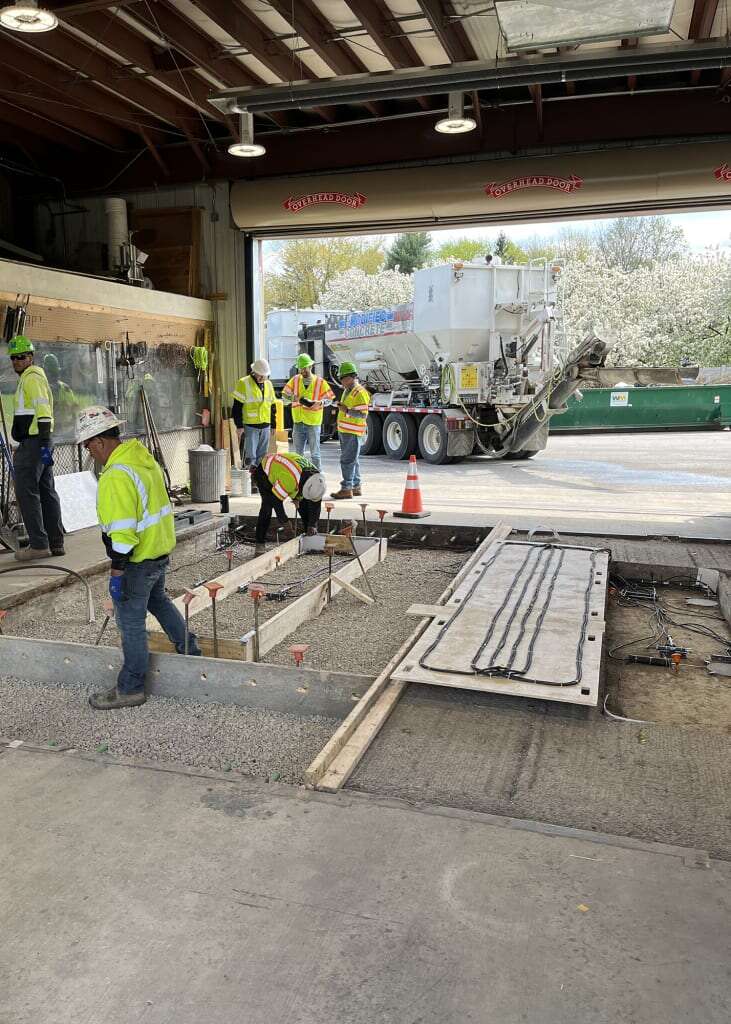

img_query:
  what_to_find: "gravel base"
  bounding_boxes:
[265,549,469,675]
[0,676,337,783]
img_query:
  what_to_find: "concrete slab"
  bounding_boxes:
[226,433,731,541]
[1,744,729,1024]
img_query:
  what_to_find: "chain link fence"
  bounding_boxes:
[50,428,205,488]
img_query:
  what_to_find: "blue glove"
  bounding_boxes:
[39,445,54,467]
[108,575,124,602]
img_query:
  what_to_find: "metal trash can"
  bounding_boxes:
[188,447,226,502]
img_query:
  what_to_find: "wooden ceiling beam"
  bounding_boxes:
[416,0,478,62]
[689,0,720,39]
[528,83,543,138]
[0,96,90,150]
[343,0,430,109]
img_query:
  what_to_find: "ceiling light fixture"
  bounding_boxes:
[227,111,266,158]
[0,0,58,32]
[435,92,476,135]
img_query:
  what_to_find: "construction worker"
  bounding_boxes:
[252,451,326,556]
[231,359,275,481]
[43,353,79,437]
[330,361,371,500]
[8,335,65,561]
[281,353,334,471]
[75,405,201,710]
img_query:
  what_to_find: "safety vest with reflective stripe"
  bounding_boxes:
[231,374,275,425]
[282,373,334,426]
[97,438,175,562]
[263,451,316,502]
[14,365,54,435]
[337,382,371,437]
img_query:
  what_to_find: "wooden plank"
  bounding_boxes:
[333,576,374,605]
[228,418,242,470]
[305,522,512,789]
[406,603,451,618]
[147,632,246,660]
[248,538,384,658]
[145,536,301,629]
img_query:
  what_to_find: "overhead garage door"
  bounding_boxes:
[231,140,731,237]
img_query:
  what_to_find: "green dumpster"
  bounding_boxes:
[550,384,731,432]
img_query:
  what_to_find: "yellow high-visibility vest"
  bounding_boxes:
[282,373,334,426]
[337,383,371,437]
[97,439,175,563]
[262,452,316,502]
[231,374,275,425]
[14,366,54,435]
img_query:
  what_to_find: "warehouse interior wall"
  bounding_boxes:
[33,181,249,400]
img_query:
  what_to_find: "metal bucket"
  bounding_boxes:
[188,448,226,502]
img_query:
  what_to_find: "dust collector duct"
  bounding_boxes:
[104,197,128,274]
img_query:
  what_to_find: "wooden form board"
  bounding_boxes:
[306,523,512,792]
[391,540,609,707]
[148,534,385,661]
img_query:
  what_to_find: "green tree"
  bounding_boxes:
[432,236,488,264]
[264,237,384,310]
[493,231,527,265]
[385,231,432,273]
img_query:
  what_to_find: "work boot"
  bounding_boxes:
[352,487,362,497]
[254,543,266,556]
[50,543,66,557]
[14,546,51,562]
[89,687,146,710]
[279,523,295,541]
[330,488,353,500]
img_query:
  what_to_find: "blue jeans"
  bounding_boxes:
[113,557,201,694]
[339,432,362,489]
[292,422,322,470]
[243,425,270,467]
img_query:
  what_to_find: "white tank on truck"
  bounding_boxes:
[323,259,608,463]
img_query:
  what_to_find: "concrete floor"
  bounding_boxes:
[274,431,730,540]
[2,743,730,1024]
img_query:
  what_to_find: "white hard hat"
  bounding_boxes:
[76,405,125,444]
[302,472,326,501]
[251,359,271,377]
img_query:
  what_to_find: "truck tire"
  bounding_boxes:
[361,412,384,456]
[383,412,417,460]
[418,414,452,465]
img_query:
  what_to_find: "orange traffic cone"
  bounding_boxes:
[393,455,430,519]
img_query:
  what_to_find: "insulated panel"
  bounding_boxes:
[392,540,609,706]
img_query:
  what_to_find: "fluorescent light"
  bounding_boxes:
[0,0,57,32]
[228,112,266,158]
[495,0,676,52]
[435,91,476,135]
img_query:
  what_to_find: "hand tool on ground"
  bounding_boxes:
[249,585,265,661]
[289,643,309,668]
[94,599,114,645]
[339,523,376,601]
[325,502,334,533]
[376,509,388,558]
[203,581,224,658]
[182,589,196,655]
[359,502,368,536]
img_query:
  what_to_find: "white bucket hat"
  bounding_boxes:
[302,472,326,501]
[76,405,125,444]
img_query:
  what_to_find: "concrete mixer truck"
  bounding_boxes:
[268,259,680,464]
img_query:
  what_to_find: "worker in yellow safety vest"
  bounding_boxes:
[252,451,326,556]
[75,404,201,711]
[281,353,334,471]
[8,335,65,561]
[330,361,371,500]
[231,359,276,480]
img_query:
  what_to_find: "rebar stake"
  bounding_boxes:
[340,523,376,600]
[182,589,196,655]
[359,502,368,537]
[250,585,265,661]
[324,538,337,602]
[325,502,334,533]
[376,509,388,558]
[203,582,224,658]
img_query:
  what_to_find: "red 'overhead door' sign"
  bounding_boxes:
[283,191,367,213]
[485,174,584,199]
[714,163,731,182]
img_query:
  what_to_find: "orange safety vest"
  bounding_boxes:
[282,373,334,426]
[337,382,371,437]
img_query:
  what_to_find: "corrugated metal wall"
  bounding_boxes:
[35,181,249,400]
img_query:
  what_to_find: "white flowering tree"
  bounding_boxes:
[318,267,414,310]
[561,254,731,366]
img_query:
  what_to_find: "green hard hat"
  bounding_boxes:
[339,361,357,377]
[296,353,314,370]
[43,353,60,373]
[8,335,33,356]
